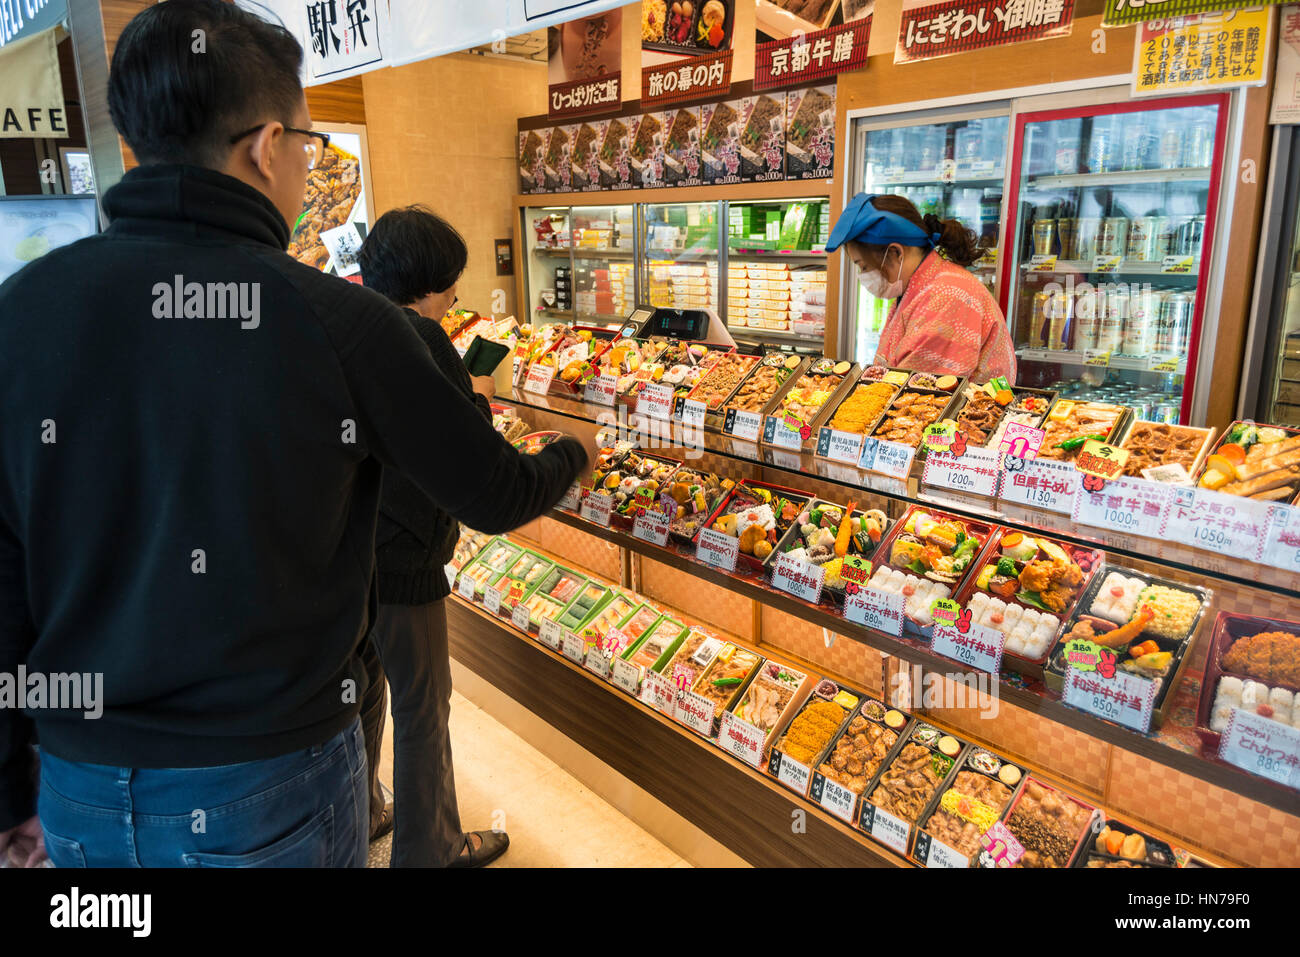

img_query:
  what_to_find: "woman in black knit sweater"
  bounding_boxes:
[357,206,508,867]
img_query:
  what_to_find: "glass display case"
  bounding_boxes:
[849,111,1010,364]
[640,201,720,318]
[1003,95,1228,424]
[521,204,636,327]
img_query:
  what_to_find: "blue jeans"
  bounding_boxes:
[38,718,368,867]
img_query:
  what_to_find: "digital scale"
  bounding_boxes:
[627,306,736,348]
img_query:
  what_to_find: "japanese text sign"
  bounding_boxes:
[755,20,872,90]
[642,50,733,108]
[895,0,1075,65]
[1132,9,1272,96]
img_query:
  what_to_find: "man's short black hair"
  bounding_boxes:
[108,0,304,167]
[358,206,469,306]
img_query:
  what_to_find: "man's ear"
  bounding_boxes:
[244,122,283,180]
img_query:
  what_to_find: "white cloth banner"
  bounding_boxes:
[240,0,393,86]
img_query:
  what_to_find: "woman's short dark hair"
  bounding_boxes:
[358,206,469,306]
[108,0,304,167]
[856,193,985,268]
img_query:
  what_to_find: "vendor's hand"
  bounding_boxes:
[471,376,496,400]
[0,816,47,868]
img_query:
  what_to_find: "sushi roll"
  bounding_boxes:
[968,591,990,617]
[1003,603,1024,631]
[1004,631,1026,656]
[982,597,1008,629]
[1217,676,1243,706]
[1089,573,1144,624]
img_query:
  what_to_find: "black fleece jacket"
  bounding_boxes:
[0,165,586,830]
[375,307,492,605]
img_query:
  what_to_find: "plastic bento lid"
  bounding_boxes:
[826,192,939,252]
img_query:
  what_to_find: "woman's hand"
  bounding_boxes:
[471,376,496,400]
[0,816,47,867]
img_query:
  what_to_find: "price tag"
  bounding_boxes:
[523,363,556,394]
[724,407,763,441]
[632,507,672,546]
[997,422,1045,460]
[561,631,588,664]
[610,657,642,695]
[1161,486,1270,562]
[764,413,808,450]
[1092,255,1123,273]
[921,421,957,454]
[1072,475,1171,540]
[639,668,677,715]
[580,493,614,527]
[558,483,582,512]
[810,772,857,823]
[695,527,740,573]
[980,820,1025,867]
[1075,439,1129,481]
[638,383,674,420]
[1063,663,1156,733]
[914,831,970,868]
[1146,353,1180,372]
[932,622,1004,675]
[773,749,812,796]
[678,398,707,428]
[1028,254,1058,271]
[860,802,910,854]
[922,446,1002,498]
[506,601,530,631]
[583,646,612,680]
[456,572,477,601]
[771,551,825,604]
[844,586,905,636]
[674,688,717,737]
[858,436,915,480]
[1262,504,1300,572]
[1161,254,1196,274]
[1082,349,1112,368]
[538,617,563,650]
[998,456,1080,513]
[583,373,618,406]
[482,584,503,615]
[817,427,865,464]
[718,710,766,768]
[1218,708,1300,789]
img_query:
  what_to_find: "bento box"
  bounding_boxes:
[645,626,728,717]
[614,615,691,691]
[680,641,765,738]
[863,505,997,640]
[761,356,860,451]
[721,658,813,766]
[585,450,682,531]
[1114,419,1216,485]
[565,589,637,640]
[813,366,911,462]
[1074,817,1178,868]
[591,337,670,397]
[1194,611,1300,755]
[807,696,912,825]
[1044,565,1211,727]
[626,340,731,407]
[719,352,807,438]
[948,378,1056,451]
[657,466,735,545]
[1035,399,1131,463]
[858,721,966,857]
[680,351,761,429]
[957,529,1103,677]
[482,549,556,619]
[528,325,621,396]
[871,371,965,457]
[767,678,868,798]
[984,776,1098,868]
[913,746,1026,868]
[455,537,523,600]
[695,480,812,573]
[761,498,889,605]
[1195,420,1300,504]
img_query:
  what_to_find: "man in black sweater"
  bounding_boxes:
[357,206,509,867]
[0,0,586,867]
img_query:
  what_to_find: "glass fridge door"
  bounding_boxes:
[850,112,1009,365]
[521,205,573,324]
[725,197,829,351]
[640,201,721,318]
[1003,95,1227,424]
[570,204,637,326]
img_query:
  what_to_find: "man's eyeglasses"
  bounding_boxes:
[229,125,331,169]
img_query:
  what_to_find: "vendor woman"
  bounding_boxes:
[827,192,1016,383]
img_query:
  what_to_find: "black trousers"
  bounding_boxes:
[361,598,464,867]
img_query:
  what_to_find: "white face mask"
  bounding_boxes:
[858,245,907,301]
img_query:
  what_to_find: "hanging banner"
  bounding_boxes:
[1271,5,1300,122]
[755,19,872,90]
[1132,9,1272,97]
[0,0,64,51]
[642,49,733,108]
[894,0,1074,64]
[548,11,622,121]
[241,0,392,85]
[1105,0,1285,27]
[0,27,66,139]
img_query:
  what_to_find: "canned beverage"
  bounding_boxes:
[1173,215,1205,259]
[1029,291,1050,348]
[1057,218,1079,260]
[1155,291,1194,353]
[1159,124,1185,169]
[1127,216,1169,262]
[1075,288,1101,350]
[1098,217,1130,258]
[1088,120,1117,173]
[1130,398,1153,421]
[1032,219,1057,257]
[1074,217,1101,261]
[1155,402,1181,424]
[1047,290,1072,351]
[1122,294,1158,355]
[1121,123,1154,171]
[1183,122,1214,168]
[1098,314,1125,352]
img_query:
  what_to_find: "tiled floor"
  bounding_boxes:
[367,689,692,868]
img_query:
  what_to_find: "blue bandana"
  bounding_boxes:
[825,193,940,252]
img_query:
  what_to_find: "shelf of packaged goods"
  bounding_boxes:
[571,248,636,259]
[1017,348,1188,374]
[1021,260,1201,277]
[871,169,1006,187]
[726,249,828,261]
[1024,167,1212,189]
[445,597,910,867]
[534,503,1300,818]
[502,387,1300,599]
